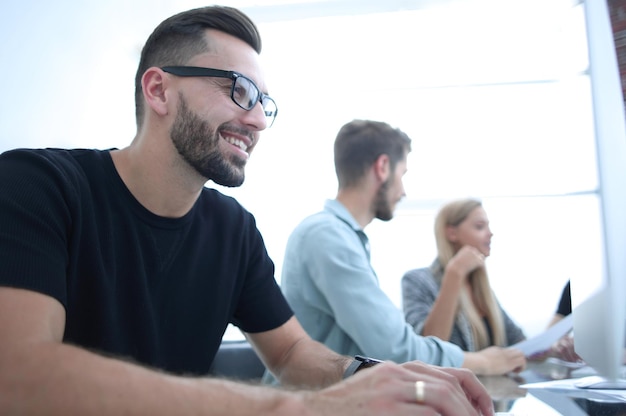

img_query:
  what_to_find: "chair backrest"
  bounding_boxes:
[208,340,266,381]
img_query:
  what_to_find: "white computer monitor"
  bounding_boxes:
[571,0,626,389]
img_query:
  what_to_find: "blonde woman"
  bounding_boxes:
[402,198,526,352]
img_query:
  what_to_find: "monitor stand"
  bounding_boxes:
[574,375,626,390]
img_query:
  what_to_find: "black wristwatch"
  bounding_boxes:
[343,355,383,379]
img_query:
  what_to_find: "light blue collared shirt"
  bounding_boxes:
[279,199,464,367]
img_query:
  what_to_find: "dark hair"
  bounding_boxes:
[134,6,262,127]
[334,119,412,188]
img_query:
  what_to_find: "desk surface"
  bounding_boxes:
[481,362,626,415]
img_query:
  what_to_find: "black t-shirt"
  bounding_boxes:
[0,148,293,375]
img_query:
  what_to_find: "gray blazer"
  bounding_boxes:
[401,260,525,352]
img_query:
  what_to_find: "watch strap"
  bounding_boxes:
[343,355,383,379]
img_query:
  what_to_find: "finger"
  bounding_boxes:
[406,378,479,416]
[385,363,487,415]
[509,350,527,372]
[398,363,490,414]
[438,368,494,416]
[401,361,457,383]
[441,367,492,414]
[400,362,468,396]
[394,402,452,416]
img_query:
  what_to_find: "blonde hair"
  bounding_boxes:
[434,198,505,349]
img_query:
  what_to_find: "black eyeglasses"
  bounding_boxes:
[161,66,278,127]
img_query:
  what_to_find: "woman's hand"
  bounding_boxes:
[464,346,526,376]
[549,335,581,363]
[527,334,582,363]
[446,246,486,280]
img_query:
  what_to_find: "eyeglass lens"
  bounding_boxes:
[233,76,277,125]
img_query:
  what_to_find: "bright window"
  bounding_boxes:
[225,1,595,338]
[0,0,599,340]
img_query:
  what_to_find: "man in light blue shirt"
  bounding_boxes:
[277,120,526,376]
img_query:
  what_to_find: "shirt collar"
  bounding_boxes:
[324,199,372,263]
[323,199,363,232]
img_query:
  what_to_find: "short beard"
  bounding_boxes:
[170,95,246,187]
[373,178,393,221]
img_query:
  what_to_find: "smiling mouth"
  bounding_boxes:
[223,135,249,154]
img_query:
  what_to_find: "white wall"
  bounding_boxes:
[1,0,598,341]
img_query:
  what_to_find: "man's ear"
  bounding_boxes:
[373,154,390,183]
[141,68,170,117]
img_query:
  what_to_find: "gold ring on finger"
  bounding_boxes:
[415,380,425,403]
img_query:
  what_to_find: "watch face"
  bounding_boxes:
[356,355,383,369]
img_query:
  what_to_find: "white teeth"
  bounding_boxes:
[225,136,248,152]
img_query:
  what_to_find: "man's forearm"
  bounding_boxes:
[1,342,306,415]
[269,338,352,388]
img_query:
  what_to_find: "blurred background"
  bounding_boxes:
[1,0,602,340]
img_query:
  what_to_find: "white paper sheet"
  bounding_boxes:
[520,377,626,403]
[511,314,574,357]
